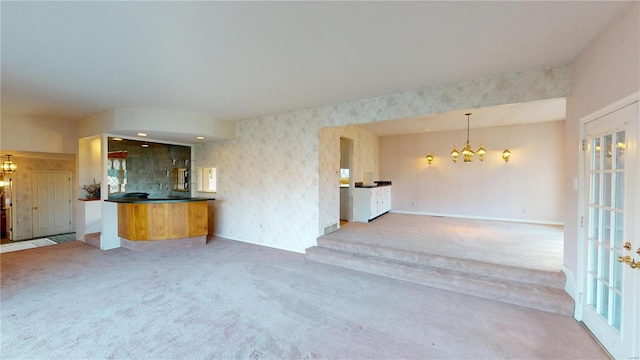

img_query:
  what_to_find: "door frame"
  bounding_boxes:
[3,175,17,241]
[576,91,640,356]
[31,170,73,238]
[340,136,354,223]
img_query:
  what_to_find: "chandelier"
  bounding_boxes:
[1,154,17,173]
[451,113,486,163]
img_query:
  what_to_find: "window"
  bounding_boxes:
[340,168,350,185]
[197,167,217,193]
[108,151,127,194]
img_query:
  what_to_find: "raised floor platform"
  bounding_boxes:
[306,213,573,315]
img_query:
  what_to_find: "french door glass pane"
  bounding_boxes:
[615,131,625,169]
[613,212,624,249]
[604,134,613,170]
[589,239,598,272]
[599,283,610,318]
[588,274,598,307]
[612,292,622,332]
[593,138,601,170]
[591,173,600,204]
[603,172,612,207]
[599,246,611,283]
[589,207,600,239]
[615,172,624,209]
[602,210,611,245]
[612,255,623,291]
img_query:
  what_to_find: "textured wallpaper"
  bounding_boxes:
[194,63,571,253]
[194,111,319,253]
[7,156,77,240]
[319,126,379,230]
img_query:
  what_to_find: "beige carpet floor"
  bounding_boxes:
[335,214,564,271]
[0,237,604,359]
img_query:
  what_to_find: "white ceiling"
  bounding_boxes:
[0,1,631,135]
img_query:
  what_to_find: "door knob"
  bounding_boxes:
[33,207,38,210]
[623,242,631,250]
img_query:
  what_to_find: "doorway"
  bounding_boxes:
[340,137,354,225]
[32,171,72,238]
[580,97,639,359]
[1,177,14,242]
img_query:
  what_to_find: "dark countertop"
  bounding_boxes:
[355,181,392,188]
[105,197,214,204]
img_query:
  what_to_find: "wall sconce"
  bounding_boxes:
[426,153,434,165]
[450,146,459,163]
[477,143,487,161]
[502,149,511,163]
[0,180,6,187]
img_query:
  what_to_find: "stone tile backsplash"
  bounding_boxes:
[108,139,191,198]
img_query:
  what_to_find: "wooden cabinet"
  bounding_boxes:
[188,201,208,237]
[354,185,392,222]
[118,200,208,241]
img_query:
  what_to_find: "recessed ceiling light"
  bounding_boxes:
[141,144,149,148]
[138,133,147,137]
[113,137,123,141]
[196,136,205,140]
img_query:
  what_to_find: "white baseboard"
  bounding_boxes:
[563,264,583,320]
[213,233,305,254]
[562,264,576,300]
[390,210,564,226]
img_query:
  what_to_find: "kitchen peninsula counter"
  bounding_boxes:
[354,181,392,222]
[106,197,213,250]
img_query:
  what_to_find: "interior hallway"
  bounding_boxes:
[0,237,603,359]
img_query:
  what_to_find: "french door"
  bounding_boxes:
[582,101,639,359]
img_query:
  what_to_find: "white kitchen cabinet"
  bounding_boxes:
[353,185,392,222]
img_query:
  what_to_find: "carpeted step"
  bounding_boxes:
[305,246,574,316]
[317,237,566,290]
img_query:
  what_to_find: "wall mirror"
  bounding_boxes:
[174,168,189,191]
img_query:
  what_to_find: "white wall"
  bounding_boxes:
[113,108,236,141]
[194,64,570,253]
[565,2,639,287]
[380,120,565,223]
[77,136,103,190]
[78,108,236,141]
[78,110,115,139]
[76,136,104,240]
[1,115,78,154]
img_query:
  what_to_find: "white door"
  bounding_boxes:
[582,102,639,359]
[32,171,72,238]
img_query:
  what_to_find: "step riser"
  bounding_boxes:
[317,237,565,289]
[306,247,574,316]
